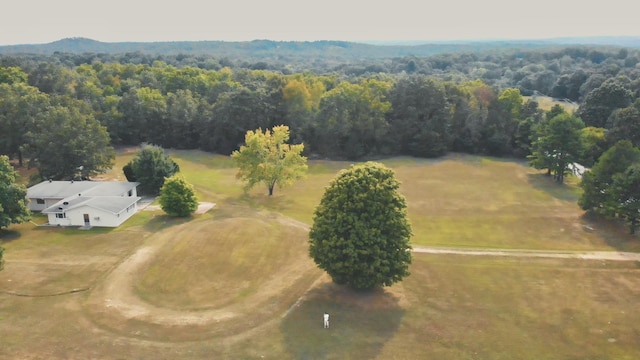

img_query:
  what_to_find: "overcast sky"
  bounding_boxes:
[2,0,640,45]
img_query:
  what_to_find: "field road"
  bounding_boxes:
[276,214,640,262]
[412,246,640,261]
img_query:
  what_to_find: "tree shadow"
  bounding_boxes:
[0,229,22,243]
[580,212,640,252]
[527,173,581,202]
[143,213,194,231]
[281,282,405,359]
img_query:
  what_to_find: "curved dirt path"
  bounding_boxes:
[86,212,640,332]
[85,212,319,330]
[98,242,237,326]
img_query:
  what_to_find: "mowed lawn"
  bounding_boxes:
[0,150,639,359]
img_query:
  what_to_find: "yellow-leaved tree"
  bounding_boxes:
[231,125,308,196]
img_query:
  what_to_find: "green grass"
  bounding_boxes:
[524,95,578,113]
[1,150,639,359]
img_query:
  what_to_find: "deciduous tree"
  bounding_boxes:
[309,162,412,290]
[25,105,115,180]
[124,144,180,195]
[577,80,633,128]
[580,126,607,167]
[159,174,198,217]
[0,83,50,166]
[579,140,640,215]
[205,86,272,154]
[0,155,30,229]
[314,79,391,159]
[606,101,640,147]
[0,66,28,85]
[387,75,450,157]
[529,113,584,183]
[610,163,640,234]
[231,125,307,196]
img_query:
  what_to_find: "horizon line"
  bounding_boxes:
[2,35,640,47]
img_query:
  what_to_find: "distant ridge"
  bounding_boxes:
[1,36,638,59]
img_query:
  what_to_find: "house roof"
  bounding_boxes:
[27,180,139,199]
[43,196,141,214]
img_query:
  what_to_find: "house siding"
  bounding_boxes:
[29,198,63,212]
[47,203,138,228]
[30,181,141,228]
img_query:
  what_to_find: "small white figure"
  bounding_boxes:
[323,312,330,328]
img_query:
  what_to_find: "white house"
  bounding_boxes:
[26,180,141,228]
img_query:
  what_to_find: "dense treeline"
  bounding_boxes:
[1,45,640,166]
[3,44,640,232]
[2,44,640,93]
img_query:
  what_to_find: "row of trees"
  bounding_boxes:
[1,46,640,234]
[524,102,640,233]
[4,60,638,180]
[3,44,640,99]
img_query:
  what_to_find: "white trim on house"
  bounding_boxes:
[26,180,141,228]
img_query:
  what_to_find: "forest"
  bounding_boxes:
[1,40,640,181]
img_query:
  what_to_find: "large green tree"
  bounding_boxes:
[231,125,307,196]
[529,113,584,184]
[0,83,50,166]
[610,163,640,234]
[0,66,28,85]
[579,140,640,215]
[481,87,524,156]
[576,80,633,128]
[123,144,180,195]
[25,105,115,180]
[313,79,391,159]
[579,126,607,168]
[447,80,494,154]
[204,85,274,154]
[117,87,167,145]
[606,101,640,147]
[387,75,451,157]
[309,162,412,290]
[0,155,30,229]
[158,174,199,217]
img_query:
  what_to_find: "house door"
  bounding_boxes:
[83,214,90,226]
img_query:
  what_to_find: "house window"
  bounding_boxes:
[37,199,45,204]
[55,213,66,219]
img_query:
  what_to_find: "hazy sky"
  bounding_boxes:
[3,0,640,45]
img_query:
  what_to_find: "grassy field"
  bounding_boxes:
[523,95,578,113]
[1,149,639,359]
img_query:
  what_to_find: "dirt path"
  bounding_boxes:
[97,241,237,326]
[412,246,640,261]
[272,215,640,262]
[85,211,316,330]
[84,212,640,330]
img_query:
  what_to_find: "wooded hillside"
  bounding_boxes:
[1,37,639,179]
